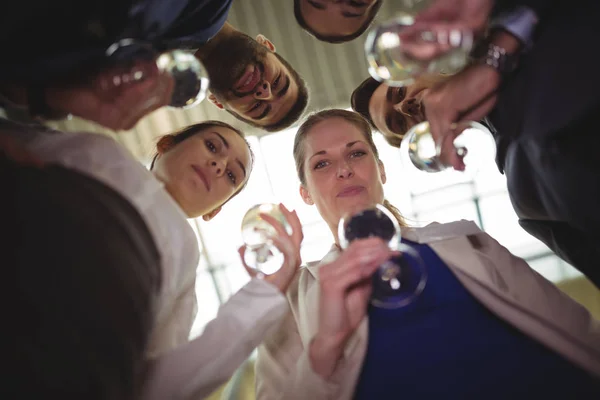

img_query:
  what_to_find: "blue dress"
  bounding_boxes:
[354,241,599,399]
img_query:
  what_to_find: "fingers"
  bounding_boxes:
[260,203,304,250]
[259,212,287,239]
[279,203,304,248]
[266,236,301,293]
[436,126,463,170]
[270,235,300,271]
[422,78,454,145]
[319,238,392,292]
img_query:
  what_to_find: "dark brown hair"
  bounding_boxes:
[294,0,383,44]
[150,120,255,201]
[293,109,406,226]
[351,76,380,130]
[351,75,403,147]
[227,52,309,132]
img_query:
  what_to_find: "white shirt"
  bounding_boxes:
[3,123,288,398]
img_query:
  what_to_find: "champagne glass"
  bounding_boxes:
[105,39,209,108]
[399,120,496,178]
[338,204,427,308]
[365,0,473,87]
[240,203,292,276]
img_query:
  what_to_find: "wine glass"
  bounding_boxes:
[364,0,473,87]
[399,120,496,178]
[105,39,209,109]
[240,203,292,276]
[338,204,427,308]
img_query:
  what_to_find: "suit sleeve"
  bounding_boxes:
[492,0,558,20]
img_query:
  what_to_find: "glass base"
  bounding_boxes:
[370,247,427,309]
[243,244,285,276]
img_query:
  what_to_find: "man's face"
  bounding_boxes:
[368,75,446,140]
[299,0,380,38]
[205,33,299,128]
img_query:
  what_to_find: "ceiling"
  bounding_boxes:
[50,0,398,161]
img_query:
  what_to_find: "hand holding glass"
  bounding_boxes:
[105,38,209,109]
[400,120,496,177]
[365,0,473,87]
[338,204,427,308]
[240,203,293,276]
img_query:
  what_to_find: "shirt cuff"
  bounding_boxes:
[490,6,539,50]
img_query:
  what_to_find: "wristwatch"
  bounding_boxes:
[473,42,519,76]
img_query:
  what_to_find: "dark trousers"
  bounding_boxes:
[2,156,161,400]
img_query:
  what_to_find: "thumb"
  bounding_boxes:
[238,245,259,278]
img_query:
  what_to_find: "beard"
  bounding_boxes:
[201,32,268,100]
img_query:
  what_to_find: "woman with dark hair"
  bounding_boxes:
[254,109,600,400]
[1,117,303,399]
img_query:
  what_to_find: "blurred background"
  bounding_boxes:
[37,1,599,398]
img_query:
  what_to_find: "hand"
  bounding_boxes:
[238,203,304,294]
[423,62,500,170]
[398,0,494,63]
[46,60,174,131]
[309,238,397,378]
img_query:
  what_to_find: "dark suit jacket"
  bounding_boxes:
[0,0,232,85]
[488,0,600,287]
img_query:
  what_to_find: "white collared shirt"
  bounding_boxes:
[5,124,290,398]
[9,126,201,356]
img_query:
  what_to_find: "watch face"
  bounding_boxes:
[476,42,518,74]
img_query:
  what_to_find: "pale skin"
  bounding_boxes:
[239,204,305,294]
[423,30,522,168]
[152,126,303,293]
[297,117,399,378]
[386,0,523,169]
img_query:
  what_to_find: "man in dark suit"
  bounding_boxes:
[0,0,308,132]
[417,0,600,287]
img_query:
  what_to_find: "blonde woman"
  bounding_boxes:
[255,109,600,400]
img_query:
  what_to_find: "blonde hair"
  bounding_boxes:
[293,109,407,227]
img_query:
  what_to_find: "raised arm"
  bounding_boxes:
[255,238,397,400]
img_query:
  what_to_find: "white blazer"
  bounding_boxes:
[255,221,600,400]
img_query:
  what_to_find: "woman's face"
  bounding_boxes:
[153,126,252,219]
[300,117,386,233]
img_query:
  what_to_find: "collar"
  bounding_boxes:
[304,220,482,279]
